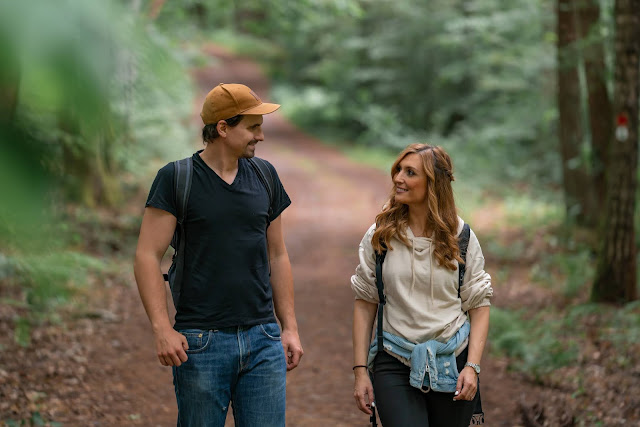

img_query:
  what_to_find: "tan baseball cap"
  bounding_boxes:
[200,83,281,125]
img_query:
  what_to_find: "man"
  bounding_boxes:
[134,83,303,426]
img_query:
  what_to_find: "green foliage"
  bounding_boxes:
[490,309,576,379]
[531,248,595,298]
[480,205,595,299]
[111,24,194,174]
[503,193,565,228]
[208,30,284,63]
[0,0,194,315]
[0,0,194,208]
[14,316,32,348]
[338,145,397,174]
[0,128,50,252]
[153,0,232,37]
[488,308,529,360]
[154,0,562,188]
[484,238,528,263]
[12,251,107,311]
[3,412,61,427]
[610,301,640,351]
[262,0,560,186]
[490,307,579,379]
[491,301,640,380]
[1,246,110,345]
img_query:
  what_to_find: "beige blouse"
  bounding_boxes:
[351,217,493,344]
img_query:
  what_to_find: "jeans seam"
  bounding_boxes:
[238,327,245,372]
[246,328,252,370]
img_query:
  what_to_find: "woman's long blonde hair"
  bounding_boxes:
[372,143,463,271]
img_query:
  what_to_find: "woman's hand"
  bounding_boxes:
[353,368,375,415]
[352,299,378,414]
[453,366,477,401]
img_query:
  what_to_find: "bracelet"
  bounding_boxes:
[352,365,368,370]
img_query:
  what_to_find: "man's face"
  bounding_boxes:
[224,115,264,158]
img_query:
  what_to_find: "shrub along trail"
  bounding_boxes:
[0,45,572,426]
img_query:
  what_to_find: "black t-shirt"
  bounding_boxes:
[145,152,291,330]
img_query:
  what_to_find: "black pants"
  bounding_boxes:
[372,349,480,427]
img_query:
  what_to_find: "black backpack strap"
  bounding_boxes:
[458,223,471,300]
[248,157,275,220]
[374,244,387,354]
[163,156,193,307]
[457,223,484,423]
[173,157,193,243]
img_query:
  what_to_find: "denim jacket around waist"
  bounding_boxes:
[367,321,470,393]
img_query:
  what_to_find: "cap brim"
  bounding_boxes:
[241,102,281,116]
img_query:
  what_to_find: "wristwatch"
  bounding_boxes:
[464,362,481,375]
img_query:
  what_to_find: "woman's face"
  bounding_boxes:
[393,153,427,207]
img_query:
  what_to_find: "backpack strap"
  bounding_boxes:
[375,245,387,354]
[173,157,193,245]
[162,156,193,307]
[248,157,275,221]
[458,223,470,300]
[373,223,471,354]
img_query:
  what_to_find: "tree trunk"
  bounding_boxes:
[592,0,639,303]
[557,0,592,224]
[577,0,612,226]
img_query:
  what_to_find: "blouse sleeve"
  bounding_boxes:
[459,229,493,312]
[350,224,380,303]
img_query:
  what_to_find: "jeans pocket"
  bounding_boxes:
[179,329,212,354]
[259,323,282,341]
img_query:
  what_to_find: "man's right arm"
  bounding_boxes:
[133,206,188,366]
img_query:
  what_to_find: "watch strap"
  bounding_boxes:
[464,361,481,374]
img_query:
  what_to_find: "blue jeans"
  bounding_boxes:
[172,323,287,427]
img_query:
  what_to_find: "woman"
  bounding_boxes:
[351,144,492,426]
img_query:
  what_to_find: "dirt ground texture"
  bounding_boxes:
[1,45,639,427]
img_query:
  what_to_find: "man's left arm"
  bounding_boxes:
[267,215,303,371]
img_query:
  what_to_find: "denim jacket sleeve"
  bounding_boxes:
[369,323,470,394]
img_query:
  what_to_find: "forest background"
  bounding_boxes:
[1,0,639,425]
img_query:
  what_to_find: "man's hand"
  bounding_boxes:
[154,328,189,367]
[281,328,303,371]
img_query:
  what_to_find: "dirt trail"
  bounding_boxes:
[0,45,526,427]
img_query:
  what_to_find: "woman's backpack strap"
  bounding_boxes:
[375,244,387,354]
[458,223,471,299]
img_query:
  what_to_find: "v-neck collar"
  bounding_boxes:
[195,151,243,188]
